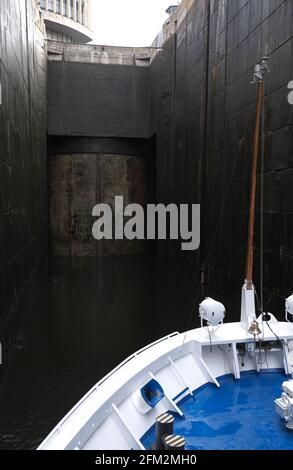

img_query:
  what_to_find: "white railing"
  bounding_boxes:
[98,332,180,386]
[40,332,180,446]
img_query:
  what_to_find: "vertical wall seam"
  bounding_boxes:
[199,0,211,294]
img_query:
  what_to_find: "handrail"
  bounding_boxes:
[39,331,180,447]
[99,331,180,386]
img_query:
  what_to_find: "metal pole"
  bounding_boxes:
[245,80,263,289]
[156,413,174,451]
[164,434,185,450]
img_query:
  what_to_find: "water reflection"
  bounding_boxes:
[0,255,196,449]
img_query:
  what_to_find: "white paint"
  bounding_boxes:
[131,385,153,415]
[111,404,145,450]
[168,356,193,397]
[232,343,240,380]
[288,351,293,375]
[241,283,257,332]
[38,321,293,450]
[199,298,226,327]
[286,294,293,322]
[275,380,293,429]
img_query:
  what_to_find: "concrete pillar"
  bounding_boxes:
[61,0,64,16]
[73,0,77,21]
[45,0,48,10]
[83,0,86,26]
[78,0,82,23]
[53,0,56,13]
[67,0,70,17]
[85,0,88,27]
[87,0,91,28]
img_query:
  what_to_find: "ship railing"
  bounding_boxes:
[41,331,180,444]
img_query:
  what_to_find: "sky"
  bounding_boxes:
[90,0,179,47]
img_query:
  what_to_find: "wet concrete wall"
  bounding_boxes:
[46,1,293,318]
[49,151,150,256]
[0,1,47,323]
[204,0,293,317]
[151,0,293,319]
[47,45,155,256]
[47,60,151,138]
[150,0,207,268]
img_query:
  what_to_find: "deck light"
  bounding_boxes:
[275,380,293,429]
[199,298,225,328]
[286,295,293,323]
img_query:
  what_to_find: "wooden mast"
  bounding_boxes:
[245,80,263,290]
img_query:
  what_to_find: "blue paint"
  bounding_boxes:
[141,379,165,408]
[141,370,293,450]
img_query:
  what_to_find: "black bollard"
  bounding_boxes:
[155,413,174,450]
[164,434,185,450]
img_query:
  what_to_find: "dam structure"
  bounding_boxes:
[0,0,293,450]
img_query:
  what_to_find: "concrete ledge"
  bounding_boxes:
[47,41,160,65]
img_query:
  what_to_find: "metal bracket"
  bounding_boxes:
[112,404,145,450]
[148,372,184,417]
[251,56,270,84]
[168,357,194,398]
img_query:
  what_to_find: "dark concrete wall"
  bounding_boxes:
[151,0,293,320]
[150,0,207,267]
[48,136,154,158]
[48,61,150,138]
[47,52,154,257]
[205,0,293,317]
[46,1,293,318]
[0,0,47,323]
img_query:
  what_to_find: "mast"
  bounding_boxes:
[245,81,263,290]
[241,56,269,331]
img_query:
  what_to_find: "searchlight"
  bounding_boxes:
[199,298,225,328]
[286,295,293,323]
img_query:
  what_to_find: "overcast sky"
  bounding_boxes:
[90,0,179,47]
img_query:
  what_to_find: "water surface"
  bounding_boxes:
[0,255,195,449]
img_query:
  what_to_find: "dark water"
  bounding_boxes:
[0,255,196,450]
[142,370,293,450]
